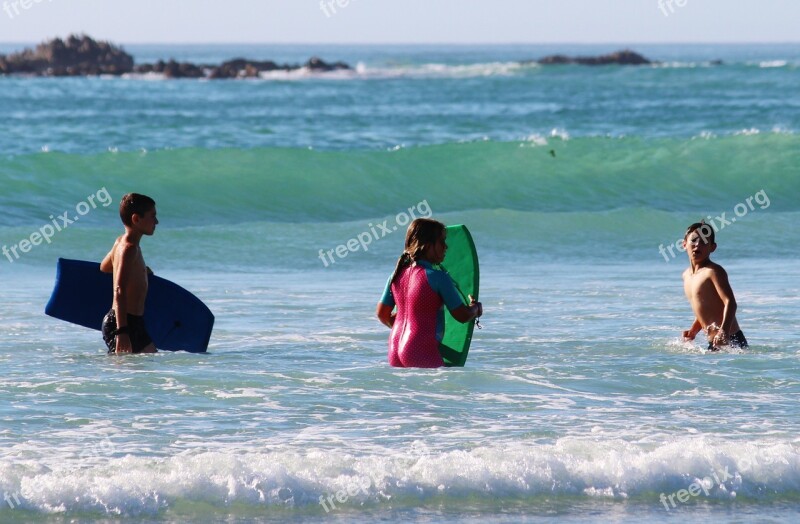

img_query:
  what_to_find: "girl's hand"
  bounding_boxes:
[468,295,483,318]
[712,330,728,347]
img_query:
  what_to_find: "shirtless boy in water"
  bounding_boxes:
[681,222,748,351]
[100,193,159,355]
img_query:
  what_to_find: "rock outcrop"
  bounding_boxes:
[0,35,352,78]
[305,57,350,72]
[533,50,653,66]
[131,56,350,79]
[0,34,134,76]
[132,60,205,79]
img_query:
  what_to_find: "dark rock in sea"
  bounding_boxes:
[207,59,284,79]
[133,60,205,79]
[163,60,205,79]
[0,34,134,76]
[0,34,353,79]
[305,56,351,72]
[530,54,571,66]
[135,57,352,79]
[534,49,652,66]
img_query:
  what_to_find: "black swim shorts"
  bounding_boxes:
[708,330,748,351]
[102,309,154,354]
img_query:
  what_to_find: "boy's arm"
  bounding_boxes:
[681,268,702,340]
[710,267,738,342]
[100,237,120,273]
[112,243,136,353]
[683,319,703,340]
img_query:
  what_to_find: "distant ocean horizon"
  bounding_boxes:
[1,43,799,523]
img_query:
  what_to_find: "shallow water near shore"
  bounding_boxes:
[2,257,799,522]
[2,44,800,522]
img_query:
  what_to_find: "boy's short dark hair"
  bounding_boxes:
[685,221,715,245]
[120,193,156,227]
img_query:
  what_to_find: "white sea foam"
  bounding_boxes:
[121,71,168,81]
[651,61,720,69]
[693,131,717,140]
[523,134,549,147]
[1,437,797,516]
[120,61,536,82]
[521,128,571,147]
[759,60,788,68]
[265,61,533,80]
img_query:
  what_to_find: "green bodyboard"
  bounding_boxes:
[436,225,480,367]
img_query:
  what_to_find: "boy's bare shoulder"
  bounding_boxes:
[706,261,727,276]
[114,237,140,265]
[685,261,726,278]
[708,263,732,287]
[697,262,730,286]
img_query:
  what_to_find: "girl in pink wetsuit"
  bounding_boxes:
[376,219,483,368]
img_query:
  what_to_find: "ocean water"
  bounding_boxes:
[1,44,800,522]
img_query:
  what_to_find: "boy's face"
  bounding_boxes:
[683,230,715,263]
[133,206,158,235]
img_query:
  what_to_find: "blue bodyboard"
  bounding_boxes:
[45,258,214,353]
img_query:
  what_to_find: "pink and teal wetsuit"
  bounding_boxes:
[380,260,464,368]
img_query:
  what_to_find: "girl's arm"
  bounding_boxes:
[450,295,482,324]
[376,303,395,329]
